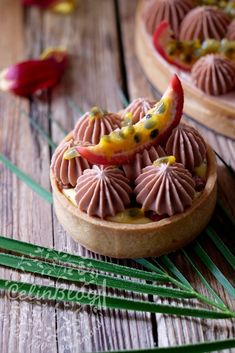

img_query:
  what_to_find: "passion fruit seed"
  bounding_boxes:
[101,135,111,143]
[150,129,159,139]
[89,106,104,119]
[153,155,176,167]
[154,101,165,114]
[194,160,207,179]
[221,39,235,57]
[167,42,178,56]
[125,112,133,119]
[106,130,126,144]
[121,112,134,127]
[144,118,156,129]
[201,0,228,7]
[134,133,141,143]
[64,147,80,160]
[107,208,151,224]
[122,117,133,127]
[202,39,220,52]
[166,37,235,64]
[128,208,143,218]
[113,130,125,139]
[122,125,135,136]
[225,2,235,17]
[180,53,192,63]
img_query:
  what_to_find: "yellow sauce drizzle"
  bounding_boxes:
[89,106,105,121]
[153,156,176,167]
[193,160,207,178]
[107,208,152,224]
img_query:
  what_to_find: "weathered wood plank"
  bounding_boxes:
[118,0,235,350]
[0,0,234,351]
[0,2,57,352]
[43,0,155,351]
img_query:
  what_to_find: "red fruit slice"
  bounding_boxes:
[0,48,68,97]
[153,21,192,72]
[69,75,183,165]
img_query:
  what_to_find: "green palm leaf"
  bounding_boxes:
[182,249,227,309]
[206,227,235,270]
[159,256,193,290]
[0,252,195,299]
[0,236,165,282]
[0,278,233,319]
[135,258,231,312]
[96,338,235,353]
[20,109,58,150]
[67,97,85,115]
[0,154,53,204]
[193,242,235,299]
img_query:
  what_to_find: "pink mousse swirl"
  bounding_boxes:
[191,54,235,96]
[142,0,194,36]
[75,166,132,218]
[179,6,230,41]
[134,162,195,216]
[120,98,155,124]
[165,124,207,171]
[51,139,91,188]
[227,19,235,40]
[73,107,121,145]
[122,145,166,181]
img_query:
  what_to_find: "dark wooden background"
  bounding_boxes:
[0,1,234,352]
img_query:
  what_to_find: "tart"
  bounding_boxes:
[50,76,217,259]
[135,0,235,138]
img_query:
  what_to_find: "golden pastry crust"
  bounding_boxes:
[50,132,217,259]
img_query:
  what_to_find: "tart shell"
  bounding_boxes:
[135,0,235,139]
[50,133,217,259]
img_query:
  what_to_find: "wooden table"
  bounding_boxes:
[0,1,234,352]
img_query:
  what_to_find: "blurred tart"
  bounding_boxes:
[135,0,235,138]
[50,76,217,258]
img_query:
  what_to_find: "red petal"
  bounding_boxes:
[0,49,68,97]
[21,0,76,13]
[22,0,58,8]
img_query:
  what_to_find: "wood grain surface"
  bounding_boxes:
[0,1,234,352]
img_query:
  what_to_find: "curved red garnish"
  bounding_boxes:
[21,0,76,13]
[22,0,58,7]
[153,21,192,72]
[0,48,68,97]
[73,75,184,166]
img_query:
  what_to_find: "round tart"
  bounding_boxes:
[51,137,216,258]
[50,78,217,259]
[135,0,235,138]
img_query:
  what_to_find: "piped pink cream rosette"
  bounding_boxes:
[51,139,91,188]
[179,6,230,41]
[134,157,195,217]
[191,54,235,96]
[73,107,122,145]
[120,98,155,124]
[75,166,132,219]
[122,145,166,181]
[165,124,207,171]
[143,0,194,36]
